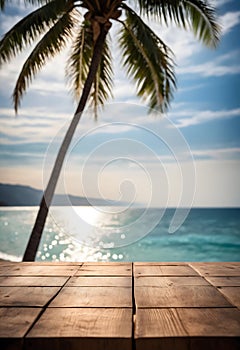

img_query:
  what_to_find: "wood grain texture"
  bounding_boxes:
[134,262,187,266]
[1,262,240,350]
[135,308,240,350]
[135,285,232,308]
[1,262,82,266]
[50,286,132,307]
[26,308,132,350]
[76,265,132,276]
[0,262,15,267]
[83,262,132,266]
[66,276,131,287]
[135,308,187,338]
[205,276,240,287]
[0,307,42,337]
[135,276,209,287]
[0,265,79,276]
[178,307,240,336]
[135,307,240,337]
[218,287,240,308]
[0,286,60,307]
[134,265,198,277]
[0,276,68,287]
[190,263,240,276]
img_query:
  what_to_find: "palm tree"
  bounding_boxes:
[0,0,220,261]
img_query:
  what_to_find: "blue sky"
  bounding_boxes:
[0,0,239,207]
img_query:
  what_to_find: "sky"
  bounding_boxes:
[0,0,239,208]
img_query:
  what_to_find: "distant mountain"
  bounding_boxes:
[0,183,119,206]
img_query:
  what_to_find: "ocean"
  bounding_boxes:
[0,207,239,262]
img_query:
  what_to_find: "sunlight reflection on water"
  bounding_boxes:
[48,205,162,249]
[1,207,240,262]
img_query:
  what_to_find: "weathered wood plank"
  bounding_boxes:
[0,261,239,350]
[0,307,42,350]
[0,261,15,267]
[0,265,79,277]
[135,307,240,337]
[133,262,187,266]
[76,265,132,276]
[190,263,240,276]
[66,276,131,287]
[50,286,132,308]
[134,265,198,277]
[25,308,132,350]
[178,307,240,336]
[135,308,187,338]
[135,308,240,350]
[218,287,240,308]
[0,286,60,307]
[205,276,240,287]
[83,262,132,266]
[22,262,82,265]
[135,276,209,287]
[135,285,232,308]
[0,307,42,337]
[0,262,82,266]
[0,276,68,287]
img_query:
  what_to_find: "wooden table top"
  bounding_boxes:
[0,262,239,350]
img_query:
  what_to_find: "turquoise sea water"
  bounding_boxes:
[0,207,239,262]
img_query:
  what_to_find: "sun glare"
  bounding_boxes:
[73,206,102,226]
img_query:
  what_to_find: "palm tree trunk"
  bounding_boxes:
[23,24,109,261]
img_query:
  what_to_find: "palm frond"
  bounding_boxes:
[91,35,113,119]
[22,0,51,4]
[0,0,6,10]
[66,20,113,117]
[119,5,176,112]
[0,0,70,65]
[135,0,220,47]
[13,9,77,112]
[66,21,93,100]
[184,0,220,47]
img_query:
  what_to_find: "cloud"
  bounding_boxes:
[220,11,240,35]
[0,105,73,145]
[177,51,240,77]
[113,80,135,101]
[192,147,240,160]
[0,107,71,120]
[210,0,233,7]
[180,63,240,77]
[170,108,240,128]
[151,10,240,78]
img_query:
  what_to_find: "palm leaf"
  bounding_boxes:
[135,0,220,47]
[0,0,70,65]
[183,0,220,47]
[66,21,93,101]
[13,9,77,112]
[0,0,6,10]
[91,35,113,118]
[119,5,176,112]
[66,20,113,118]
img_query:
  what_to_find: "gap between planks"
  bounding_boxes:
[22,263,83,340]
